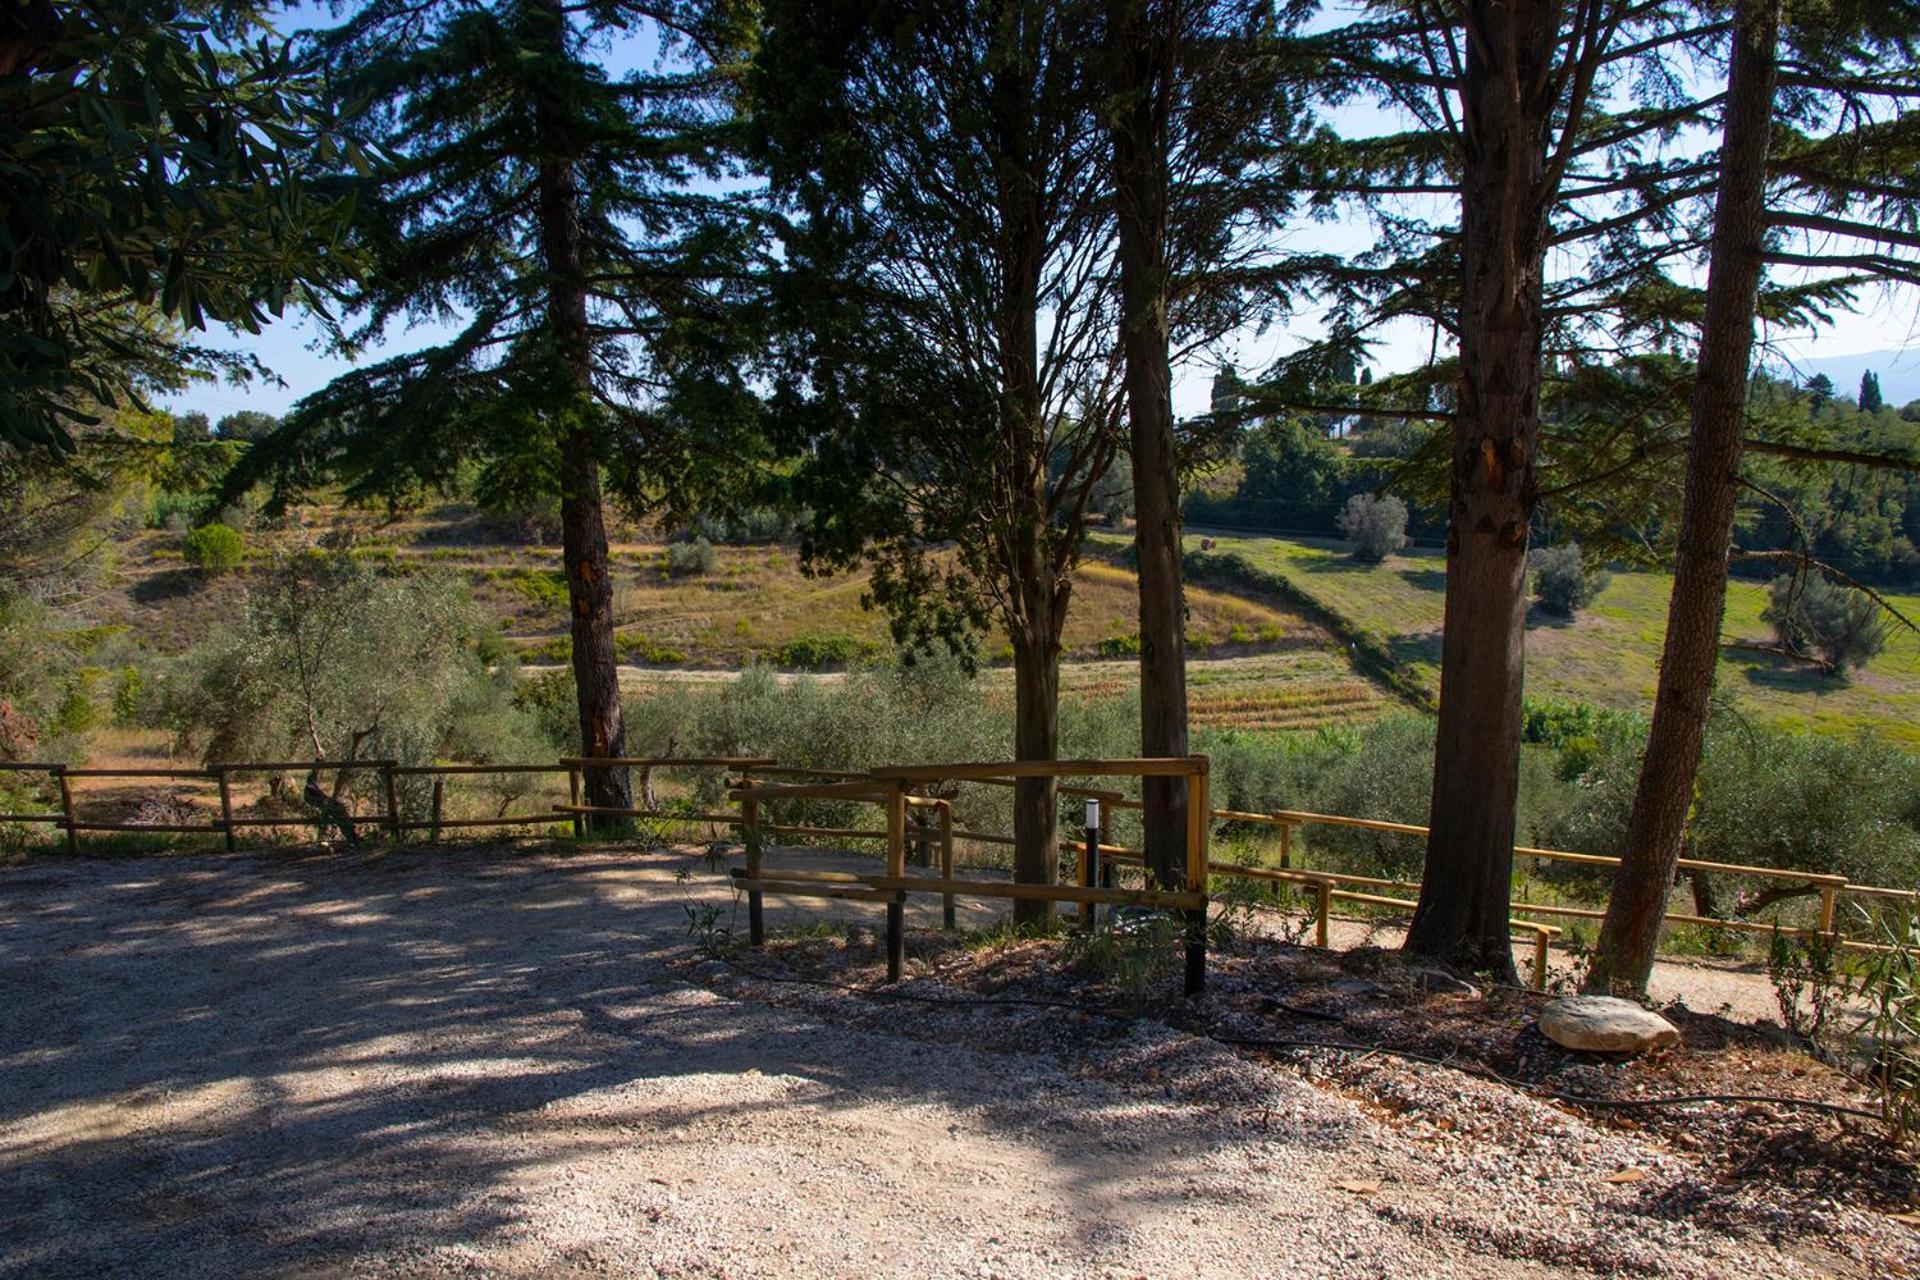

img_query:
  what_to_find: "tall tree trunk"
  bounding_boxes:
[1403,0,1557,978]
[1110,0,1190,890]
[533,0,631,831]
[1010,577,1064,926]
[1586,0,1780,994]
[990,17,1062,924]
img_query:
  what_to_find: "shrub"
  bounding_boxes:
[1335,493,1408,563]
[1532,542,1609,617]
[500,567,569,610]
[1095,633,1141,658]
[182,523,245,574]
[1762,573,1889,674]
[664,536,719,578]
[770,632,875,669]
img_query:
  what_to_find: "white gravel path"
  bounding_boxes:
[0,845,1893,1278]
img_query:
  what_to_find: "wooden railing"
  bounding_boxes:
[4,752,1909,971]
[727,757,1215,991]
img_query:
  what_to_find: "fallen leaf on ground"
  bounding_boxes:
[1605,1169,1647,1184]
[1334,1179,1380,1194]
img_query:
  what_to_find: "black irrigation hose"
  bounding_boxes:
[723,962,1884,1124]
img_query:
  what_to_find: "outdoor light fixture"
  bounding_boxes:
[1084,798,1100,830]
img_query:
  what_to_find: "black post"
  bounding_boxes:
[886,897,904,982]
[1079,799,1101,931]
[744,798,765,947]
[1184,908,1206,996]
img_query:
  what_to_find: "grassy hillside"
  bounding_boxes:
[1185,531,1920,745]
[97,504,1393,733]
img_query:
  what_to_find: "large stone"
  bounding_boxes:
[1539,996,1680,1053]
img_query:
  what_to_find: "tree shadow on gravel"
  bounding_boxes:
[0,845,1369,1277]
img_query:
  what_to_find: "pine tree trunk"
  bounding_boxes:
[1586,0,1779,992]
[533,0,631,831]
[1109,0,1190,889]
[1010,601,1063,927]
[1403,0,1557,978]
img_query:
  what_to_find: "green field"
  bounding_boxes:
[1188,531,1920,745]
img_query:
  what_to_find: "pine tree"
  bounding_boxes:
[750,0,1120,913]
[1,0,355,454]
[225,0,756,826]
[1586,0,1920,994]
[1861,369,1885,412]
[1104,0,1301,888]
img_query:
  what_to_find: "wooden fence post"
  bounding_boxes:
[938,800,955,930]
[382,762,401,840]
[55,766,77,855]
[429,779,444,843]
[1280,821,1292,869]
[567,767,585,840]
[215,767,236,852]
[1315,881,1331,949]
[1819,885,1838,936]
[744,795,765,947]
[1183,761,1210,995]
[885,782,906,982]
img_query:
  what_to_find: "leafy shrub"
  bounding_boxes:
[1095,633,1141,658]
[1335,493,1408,563]
[664,536,718,578]
[1305,714,1435,875]
[1763,573,1888,674]
[182,523,245,574]
[769,632,876,669]
[689,506,802,544]
[617,632,688,665]
[499,567,569,610]
[1532,542,1609,617]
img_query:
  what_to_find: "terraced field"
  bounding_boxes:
[1189,530,1920,744]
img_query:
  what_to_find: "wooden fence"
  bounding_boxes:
[3,752,1911,978]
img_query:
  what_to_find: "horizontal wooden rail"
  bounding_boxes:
[0,812,63,823]
[550,804,739,823]
[64,821,223,834]
[731,781,892,803]
[864,874,1206,911]
[872,757,1207,782]
[55,768,212,779]
[736,878,907,904]
[390,763,573,776]
[209,760,397,773]
[564,756,775,768]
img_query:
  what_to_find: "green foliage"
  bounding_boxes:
[221,0,761,526]
[163,552,496,784]
[617,633,689,665]
[1095,633,1143,658]
[664,537,719,579]
[1763,573,1889,674]
[498,568,569,610]
[181,524,246,575]
[1532,543,1610,617]
[1850,907,1920,1144]
[1335,493,1409,563]
[769,632,878,670]
[1,0,356,454]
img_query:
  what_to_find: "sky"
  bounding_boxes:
[158,5,1920,425]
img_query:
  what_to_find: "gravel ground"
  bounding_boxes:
[0,844,1907,1279]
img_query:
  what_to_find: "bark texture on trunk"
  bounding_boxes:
[534,0,631,830]
[1109,0,1190,889]
[1403,0,1557,978]
[1011,601,1064,925]
[989,25,1068,924]
[1586,0,1780,992]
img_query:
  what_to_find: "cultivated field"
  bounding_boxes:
[1184,531,1920,744]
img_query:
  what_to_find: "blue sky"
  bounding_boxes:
[160,4,1920,423]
